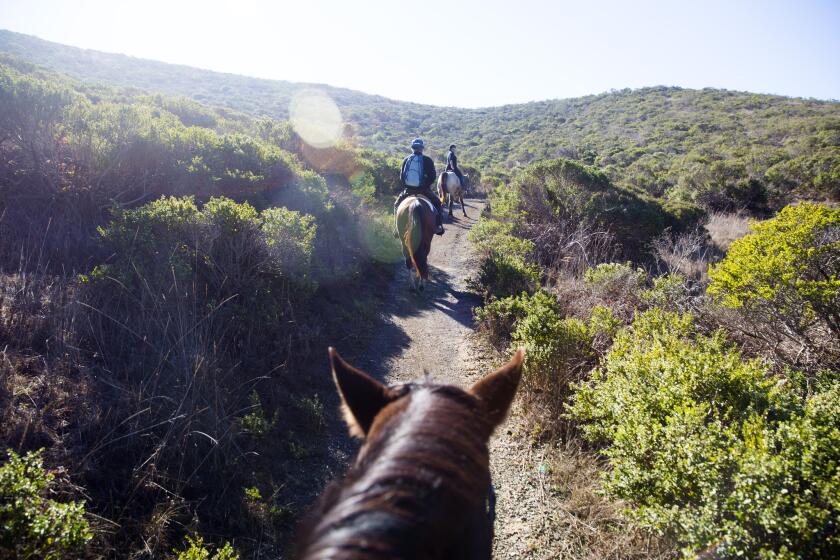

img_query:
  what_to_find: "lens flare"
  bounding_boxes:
[289,89,343,148]
[360,218,403,264]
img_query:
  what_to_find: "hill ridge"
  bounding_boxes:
[2,28,837,207]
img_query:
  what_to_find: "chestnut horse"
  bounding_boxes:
[438,172,468,218]
[293,348,524,560]
[395,195,436,291]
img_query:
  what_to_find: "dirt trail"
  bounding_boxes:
[346,198,543,558]
[355,200,484,385]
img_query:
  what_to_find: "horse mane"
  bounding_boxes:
[293,383,494,559]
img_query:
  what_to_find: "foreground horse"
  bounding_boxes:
[395,195,436,291]
[293,348,524,560]
[438,172,468,218]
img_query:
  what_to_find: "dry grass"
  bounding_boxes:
[538,442,676,560]
[0,246,387,558]
[705,212,752,252]
[650,228,714,281]
[491,406,676,560]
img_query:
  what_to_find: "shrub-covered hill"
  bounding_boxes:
[0,54,406,558]
[2,28,838,209]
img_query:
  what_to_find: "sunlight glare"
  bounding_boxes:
[289,89,343,148]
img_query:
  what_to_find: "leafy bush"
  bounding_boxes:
[92,194,317,296]
[470,252,540,300]
[468,215,540,299]
[76,195,321,557]
[641,273,692,311]
[513,300,593,398]
[174,534,239,560]
[512,158,703,261]
[708,203,840,337]
[707,203,839,369]
[568,309,840,558]
[587,304,624,354]
[262,206,317,276]
[475,290,560,346]
[583,262,647,292]
[239,390,276,437]
[0,449,92,560]
[468,217,535,261]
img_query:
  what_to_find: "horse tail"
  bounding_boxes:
[403,203,422,279]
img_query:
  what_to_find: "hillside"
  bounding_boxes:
[2,29,838,209]
[0,53,412,558]
[2,26,839,560]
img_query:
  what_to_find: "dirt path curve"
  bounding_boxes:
[343,198,545,558]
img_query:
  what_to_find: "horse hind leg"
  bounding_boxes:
[461,194,468,217]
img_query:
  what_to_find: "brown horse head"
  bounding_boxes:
[293,348,525,559]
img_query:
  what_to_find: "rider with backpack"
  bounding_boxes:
[445,144,465,187]
[395,138,445,235]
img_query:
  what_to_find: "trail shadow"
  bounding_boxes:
[445,208,476,224]
[346,273,467,377]
[290,199,485,540]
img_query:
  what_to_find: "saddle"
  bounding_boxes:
[399,193,436,214]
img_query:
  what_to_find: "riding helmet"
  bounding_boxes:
[411,138,425,150]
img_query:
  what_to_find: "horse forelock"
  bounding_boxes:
[294,383,494,559]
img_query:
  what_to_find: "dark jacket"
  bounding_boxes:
[446,150,460,173]
[401,153,437,190]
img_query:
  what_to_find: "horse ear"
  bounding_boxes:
[329,347,393,439]
[469,348,524,428]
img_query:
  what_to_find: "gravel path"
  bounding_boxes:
[346,198,543,557]
[356,199,485,385]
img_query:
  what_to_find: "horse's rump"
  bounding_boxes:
[395,196,435,284]
[398,193,435,214]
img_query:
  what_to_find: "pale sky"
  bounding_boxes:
[1,0,838,107]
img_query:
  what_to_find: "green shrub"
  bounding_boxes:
[470,252,540,300]
[92,195,317,301]
[583,262,647,292]
[467,217,534,261]
[0,449,92,560]
[513,158,698,259]
[468,214,539,299]
[474,290,544,346]
[718,385,840,559]
[174,534,239,560]
[641,273,692,311]
[587,304,624,353]
[261,206,317,279]
[500,291,593,397]
[662,200,708,233]
[568,309,840,558]
[239,390,276,437]
[707,203,840,338]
